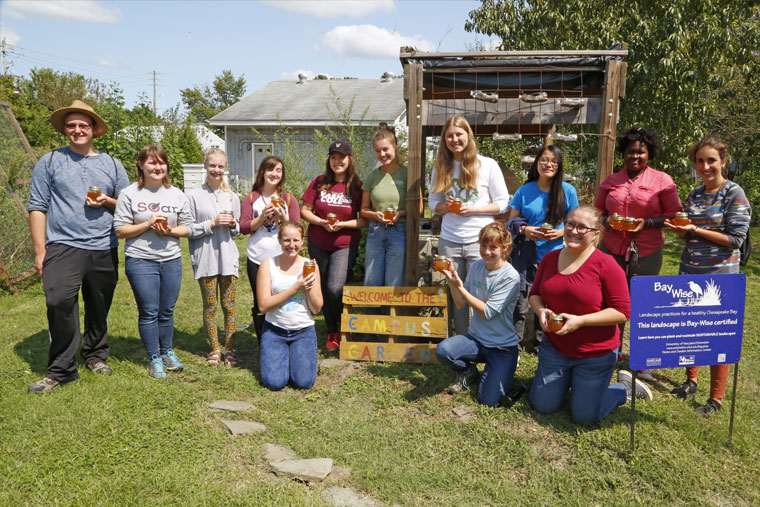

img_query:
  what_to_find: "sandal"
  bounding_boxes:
[223,350,239,367]
[207,350,223,365]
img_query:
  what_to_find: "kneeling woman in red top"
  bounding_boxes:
[528,205,652,425]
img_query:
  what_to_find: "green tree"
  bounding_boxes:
[465,0,760,195]
[180,70,247,129]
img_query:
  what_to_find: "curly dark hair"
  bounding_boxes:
[616,127,661,160]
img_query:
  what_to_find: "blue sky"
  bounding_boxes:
[0,0,494,114]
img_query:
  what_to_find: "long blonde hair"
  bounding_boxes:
[204,148,233,195]
[432,115,480,192]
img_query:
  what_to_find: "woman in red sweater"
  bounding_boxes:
[528,205,652,425]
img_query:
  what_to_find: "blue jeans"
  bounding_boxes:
[260,321,317,390]
[529,340,627,425]
[125,256,183,359]
[364,221,407,287]
[436,334,519,407]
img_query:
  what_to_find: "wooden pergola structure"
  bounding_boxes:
[399,46,628,285]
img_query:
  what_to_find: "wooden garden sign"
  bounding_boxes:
[339,286,448,363]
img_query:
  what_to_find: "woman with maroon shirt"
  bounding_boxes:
[301,140,367,351]
[528,205,652,425]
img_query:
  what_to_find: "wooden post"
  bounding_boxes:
[404,62,423,286]
[596,59,623,191]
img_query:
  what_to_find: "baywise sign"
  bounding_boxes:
[629,274,746,371]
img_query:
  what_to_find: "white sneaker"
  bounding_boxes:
[618,370,653,401]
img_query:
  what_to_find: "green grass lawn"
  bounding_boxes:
[1,232,759,506]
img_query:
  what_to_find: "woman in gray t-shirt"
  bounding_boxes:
[114,145,192,379]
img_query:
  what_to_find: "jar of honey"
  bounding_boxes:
[449,198,463,212]
[540,223,554,235]
[155,216,168,232]
[271,196,284,209]
[673,212,691,227]
[87,186,101,200]
[623,217,636,231]
[326,213,338,226]
[303,259,315,277]
[434,255,451,272]
[548,313,564,332]
[609,213,623,230]
[221,210,234,227]
[383,207,397,222]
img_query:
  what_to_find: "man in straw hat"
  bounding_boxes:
[27,100,130,393]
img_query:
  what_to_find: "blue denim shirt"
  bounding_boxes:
[29,147,130,250]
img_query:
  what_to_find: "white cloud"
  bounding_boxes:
[98,54,119,68]
[280,69,317,81]
[262,0,394,18]
[3,0,122,23]
[0,24,22,46]
[323,25,435,59]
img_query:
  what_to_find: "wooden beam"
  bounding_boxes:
[339,340,439,364]
[596,59,623,190]
[342,286,446,307]
[400,49,628,59]
[341,313,447,338]
[404,62,424,286]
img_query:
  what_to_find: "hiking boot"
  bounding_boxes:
[149,355,166,379]
[618,370,653,401]
[326,332,340,351]
[161,349,184,372]
[499,380,527,408]
[636,369,654,382]
[28,377,61,394]
[87,361,112,375]
[446,366,478,395]
[694,398,722,416]
[671,379,698,400]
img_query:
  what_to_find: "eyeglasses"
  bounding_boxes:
[538,158,558,166]
[64,123,94,131]
[565,222,598,234]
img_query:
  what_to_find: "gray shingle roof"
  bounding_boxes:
[209,78,405,126]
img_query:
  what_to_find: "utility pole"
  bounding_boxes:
[152,70,157,115]
[2,38,8,76]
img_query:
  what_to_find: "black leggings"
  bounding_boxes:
[307,241,358,333]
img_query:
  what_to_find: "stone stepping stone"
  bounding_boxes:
[321,486,377,506]
[220,419,266,435]
[320,358,350,368]
[452,405,475,422]
[270,458,333,483]
[208,400,253,412]
[262,443,298,461]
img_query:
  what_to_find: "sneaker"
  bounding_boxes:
[618,370,653,401]
[670,379,698,400]
[161,349,184,372]
[499,380,527,408]
[447,366,478,395]
[637,369,655,382]
[326,332,340,351]
[149,355,166,379]
[28,377,61,394]
[87,361,112,375]
[694,398,722,416]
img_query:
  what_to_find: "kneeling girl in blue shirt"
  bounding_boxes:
[435,222,521,406]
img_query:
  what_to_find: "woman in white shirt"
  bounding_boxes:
[256,221,323,390]
[428,115,510,334]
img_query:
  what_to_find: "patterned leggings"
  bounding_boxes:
[199,275,237,350]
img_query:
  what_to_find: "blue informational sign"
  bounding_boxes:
[629,274,746,371]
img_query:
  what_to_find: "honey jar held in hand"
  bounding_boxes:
[303,259,315,277]
[449,198,463,212]
[540,223,553,236]
[327,213,338,226]
[673,212,691,226]
[547,313,564,332]
[155,216,168,232]
[87,186,101,201]
[609,213,623,231]
[434,255,451,272]
[383,207,397,222]
[622,217,636,231]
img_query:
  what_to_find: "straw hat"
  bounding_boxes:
[49,100,108,138]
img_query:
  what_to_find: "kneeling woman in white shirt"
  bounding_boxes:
[256,221,323,390]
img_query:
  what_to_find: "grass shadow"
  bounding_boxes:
[364,361,451,401]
